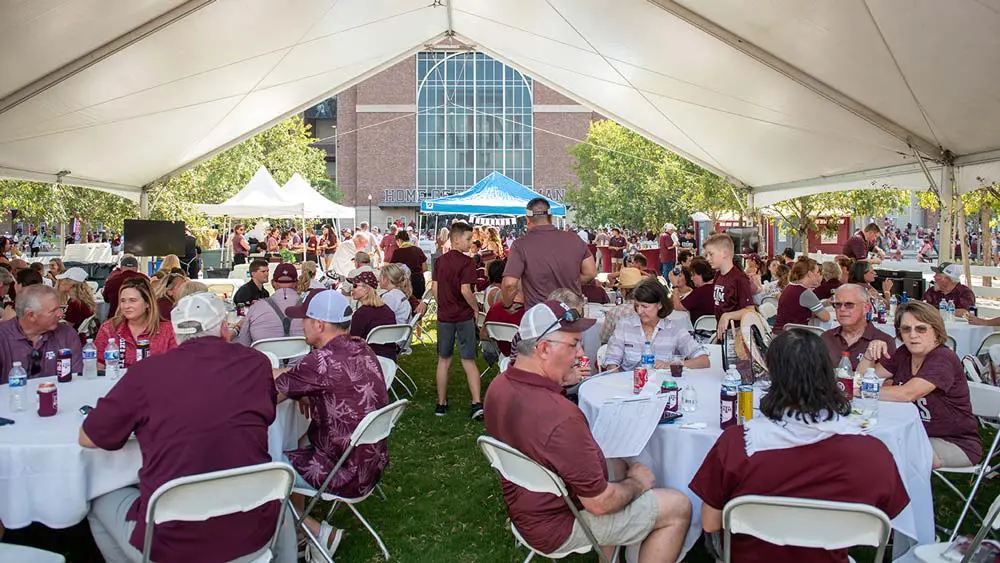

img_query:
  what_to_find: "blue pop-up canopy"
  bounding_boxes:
[420,171,566,216]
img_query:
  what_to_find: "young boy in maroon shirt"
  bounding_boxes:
[703,233,754,338]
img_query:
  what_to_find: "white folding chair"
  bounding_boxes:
[693,315,718,333]
[0,544,65,563]
[760,296,779,310]
[944,335,958,352]
[229,264,249,280]
[477,436,616,563]
[377,356,400,401]
[596,344,608,371]
[475,291,487,312]
[915,492,1000,563]
[722,495,892,563]
[976,332,1000,356]
[782,323,825,337]
[367,324,416,396]
[78,314,99,339]
[85,280,99,294]
[936,381,1000,541]
[142,462,295,563]
[251,337,310,363]
[481,321,519,378]
[963,355,989,384]
[262,350,280,369]
[757,302,778,320]
[294,400,409,562]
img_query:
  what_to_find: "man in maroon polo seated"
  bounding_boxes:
[485,300,692,562]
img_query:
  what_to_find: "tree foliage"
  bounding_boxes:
[0,116,329,236]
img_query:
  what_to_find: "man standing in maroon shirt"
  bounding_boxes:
[842,223,883,263]
[658,223,678,278]
[80,292,291,563]
[485,301,691,562]
[690,330,909,563]
[703,234,754,338]
[101,254,147,318]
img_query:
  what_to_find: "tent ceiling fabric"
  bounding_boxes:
[1,0,999,205]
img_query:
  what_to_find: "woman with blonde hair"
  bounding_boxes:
[177,280,209,300]
[157,254,181,273]
[297,261,325,292]
[55,267,97,332]
[154,272,188,321]
[95,276,176,369]
[47,258,66,285]
[346,269,397,359]
[482,226,504,260]
[379,263,413,324]
[814,261,844,300]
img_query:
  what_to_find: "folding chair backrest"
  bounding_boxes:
[722,495,891,563]
[760,296,779,309]
[229,264,249,280]
[968,381,1000,418]
[757,302,777,320]
[596,344,608,369]
[477,436,567,497]
[350,400,409,447]
[976,332,1000,356]
[251,337,310,360]
[367,324,411,346]
[477,311,487,328]
[143,462,294,563]
[475,291,486,311]
[377,356,397,390]
[782,323,825,337]
[485,322,519,343]
[945,335,957,352]
[262,351,280,369]
[963,355,988,384]
[693,315,718,333]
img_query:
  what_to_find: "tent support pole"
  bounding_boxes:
[139,186,149,219]
[940,163,956,264]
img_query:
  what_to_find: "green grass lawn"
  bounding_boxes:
[319,331,1000,562]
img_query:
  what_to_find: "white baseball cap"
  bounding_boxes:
[286,289,353,323]
[172,292,227,335]
[519,300,595,340]
[932,262,963,283]
[55,267,88,283]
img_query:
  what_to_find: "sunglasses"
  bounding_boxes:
[830,302,863,310]
[899,325,931,335]
[28,348,42,376]
[538,302,581,341]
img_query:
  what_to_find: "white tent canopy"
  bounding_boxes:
[280,173,355,219]
[195,165,302,217]
[2,0,999,211]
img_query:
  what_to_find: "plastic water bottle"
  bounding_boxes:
[614,289,623,306]
[939,299,949,321]
[720,368,740,429]
[876,299,887,324]
[888,294,898,318]
[860,367,881,423]
[82,339,98,379]
[947,300,956,321]
[836,352,852,381]
[901,291,908,303]
[640,341,655,372]
[104,337,120,380]
[8,362,27,412]
[724,326,737,371]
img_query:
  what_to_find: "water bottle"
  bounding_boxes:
[888,294,898,318]
[724,326,737,371]
[836,352,852,381]
[641,341,655,372]
[876,299,887,324]
[8,362,27,412]
[720,368,740,429]
[939,299,948,321]
[82,339,98,379]
[614,289,623,306]
[901,291,908,303]
[104,337,120,380]
[947,300,956,322]
[860,367,881,423]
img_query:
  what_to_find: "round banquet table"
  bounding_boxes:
[0,376,309,530]
[577,367,935,561]
[812,313,993,358]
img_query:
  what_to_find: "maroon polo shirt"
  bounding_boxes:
[484,367,609,554]
[350,304,398,359]
[882,345,982,464]
[484,301,527,356]
[682,283,715,323]
[101,269,148,318]
[0,318,82,383]
[924,283,977,310]
[814,278,842,300]
[504,224,590,308]
[82,336,278,562]
[658,233,676,264]
[432,250,478,323]
[607,235,627,259]
[712,266,753,320]
[821,323,896,370]
[843,233,870,261]
[690,426,909,563]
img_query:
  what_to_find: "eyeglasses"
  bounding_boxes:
[899,325,931,335]
[28,349,42,376]
[830,302,862,310]
[546,339,581,349]
[537,302,581,340]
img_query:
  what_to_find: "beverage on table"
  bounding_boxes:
[37,382,57,417]
[57,348,73,383]
[105,337,120,379]
[660,380,679,412]
[8,362,27,412]
[681,385,698,412]
[82,339,98,379]
[859,367,881,423]
[939,299,949,321]
[889,294,898,318]
[737,383,753,425]
[669,354,683,378]
[720,367,739,429]
[876,300,887,324]
[835,352,853,398]
[947,300,956,321]
[901,291,908,303]
[136,339,150,363]
[579,356,591,375]
[632,367,648,395]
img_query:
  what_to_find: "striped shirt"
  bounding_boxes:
[605,315,706,370]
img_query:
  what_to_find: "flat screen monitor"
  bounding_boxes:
[123,220,185,257]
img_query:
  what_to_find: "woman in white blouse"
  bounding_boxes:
[378,263,413,324]
[604,277,710,371]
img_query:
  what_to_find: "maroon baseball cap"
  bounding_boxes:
[347,269,378,289]
[272,263,298,283]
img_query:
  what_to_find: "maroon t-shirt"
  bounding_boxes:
[432,250,477,322]
[775,284,813,330]
[582,282,610,304]
[814,278,842,300]
[484,301,527,356]
[882,345,982,464]
[843,233,870,261]
[608,235,627,259]
[924,283,977,311]
[713,267,753,320]
[390,245,428,297]
[504,225,590,308]
[822,323,896,370]
[349,304,398,359]
[484,367,608,554]
[658,233,676,263]
[63,298,94,331]
[690,427,910,563]
[82,337,278,562]
[682,283,715,323]
[156,296,173,321]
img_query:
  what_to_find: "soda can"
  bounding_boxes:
[57,348,73,383]
[660,380,679,412]
[837,373,854,399]
[633,368,648,394]
[136,339,150,362]
[737,384,753,425]
[37,382,58,417]
[579,356,591,373]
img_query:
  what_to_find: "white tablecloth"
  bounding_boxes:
[578,367,935,560]
[813,315,993,358]
[0,376,309,529]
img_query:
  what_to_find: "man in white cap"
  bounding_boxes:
[276,289,389,561]
[924,262,976,317]
[80,292,292,563]
[484,300,691,563]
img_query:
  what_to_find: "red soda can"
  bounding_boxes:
[837,373,854,399]
[37,382,58,417]
[633,368,648,394]
[579,356,591,374]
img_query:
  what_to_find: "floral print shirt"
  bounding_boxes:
[275,334,389,495]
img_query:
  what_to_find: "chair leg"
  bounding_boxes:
[396,367,417,395]
[389,386,400,401]
[934,471,988,537]
[324,500,342,523]
[290,503,334,563]
[375,483,388,500]
[347,503,390,560]
[520,551,534,563]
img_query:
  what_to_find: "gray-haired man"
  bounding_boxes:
[0,284,81,382]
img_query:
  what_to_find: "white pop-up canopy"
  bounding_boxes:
[1,0,999,254]
[280,173,355,220]
[196,166,302,218]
